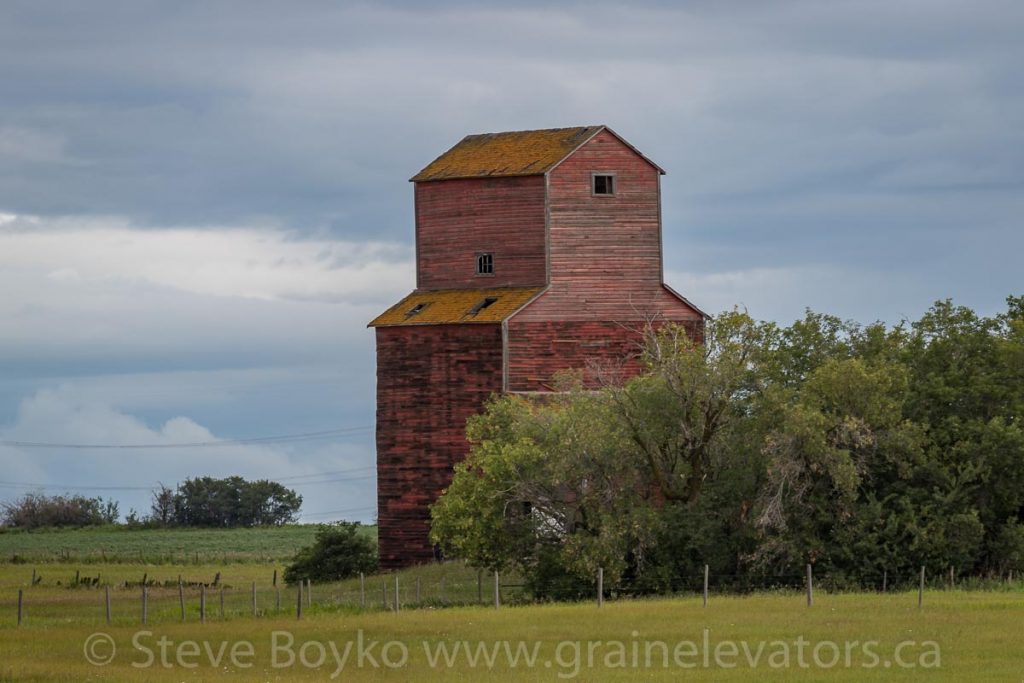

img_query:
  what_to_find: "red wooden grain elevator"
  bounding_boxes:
[369,126,704,568]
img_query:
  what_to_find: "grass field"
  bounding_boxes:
[1,586,1022,681]
[0,525,371,564]
[0,528,1022,680]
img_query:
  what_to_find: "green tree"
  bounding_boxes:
[607,311,769,506]
[284,522,377,584]
[166,476,301,527]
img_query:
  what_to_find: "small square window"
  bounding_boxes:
[593,174,615,195]
[476,252,494,276]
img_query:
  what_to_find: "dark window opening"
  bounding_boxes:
[593,174,615,195]
[476,252,494,275]
[405,302,429,319]
[468,296,498,316]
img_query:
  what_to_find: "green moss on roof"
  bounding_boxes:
[410,126,603,182]
[368,287,544,327]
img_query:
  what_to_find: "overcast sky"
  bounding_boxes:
[1,0,1021,523]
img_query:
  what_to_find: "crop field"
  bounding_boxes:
[0,525,355,564]
[0,528,1021,681]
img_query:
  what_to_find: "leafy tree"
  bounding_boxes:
[433,315,766,595]
[432,297,1024,594]
[1,493,119,528]
[283,522,377,584]
[157,476,301,527]
[752,357,923,570]
[607,311,768,506]
[431,380,655,593]
[149,484,175,526]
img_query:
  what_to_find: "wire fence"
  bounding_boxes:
[2,563,1021,628]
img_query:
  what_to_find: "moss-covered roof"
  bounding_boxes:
[368,287,544,327]
[410,126,604,182]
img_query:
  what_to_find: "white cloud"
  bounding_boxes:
[0,214,412,303]
[0,386,376,523]
[666,265,942,325]
[0,214,413,373]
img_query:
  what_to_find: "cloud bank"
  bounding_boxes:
[0,0,1020,514]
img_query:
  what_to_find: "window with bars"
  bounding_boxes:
[476,252,494,275]
[592,173,616,195]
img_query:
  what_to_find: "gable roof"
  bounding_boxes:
[410,125,664,182]
[368,287,544,327]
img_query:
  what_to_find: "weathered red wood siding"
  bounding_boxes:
[506,129,703,389]
[415,176,547,290]
[375,324,504,568]
[506,318,703,392]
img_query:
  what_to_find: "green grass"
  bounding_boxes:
[0,525,375,564]
[0,586,1021,681]
[0,530,1021,680]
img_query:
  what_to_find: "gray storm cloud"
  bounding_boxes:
[0,0,1020,512]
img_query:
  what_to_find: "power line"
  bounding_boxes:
[302,506,376,518]
[0,482,151,492]
[0,466,377,492]
[289,475,375,486]
[0,426,373,450]
[275,466,374,482]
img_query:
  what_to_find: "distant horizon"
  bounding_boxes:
[1,1,1021,523]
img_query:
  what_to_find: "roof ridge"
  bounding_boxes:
[461,125,604,137]
[409,125,605,182]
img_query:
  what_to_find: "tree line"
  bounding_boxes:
[1,476,302,529]
[431,297,1024,597]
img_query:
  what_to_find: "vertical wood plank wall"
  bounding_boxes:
[375,324,504,568]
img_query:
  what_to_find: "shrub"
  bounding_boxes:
[1,493,119,529]
[283,522,377,584]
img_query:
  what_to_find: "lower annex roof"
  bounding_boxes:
[368,287,544,327]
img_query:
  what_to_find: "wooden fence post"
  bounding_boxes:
[306,579,312,608]
[918,566,925,609]
[31,568,36,587]
[359,573,366,608]
[105,586,111,624]
[948,566,955,589]
[382,581,387,609]
[597,568,604,608]
[272,569,277,587]
[477,570,483,604]
[142,586,148,625]
[297,581,303,620]
[17,589,23,626]
[251,581,257,618]
[806,564,813,607]
[703,564,709,608]
[393,575,400,613]
[179,580,186,622]
[882,569,888,593]
[200,585,206,624]
[493,571,500,609]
